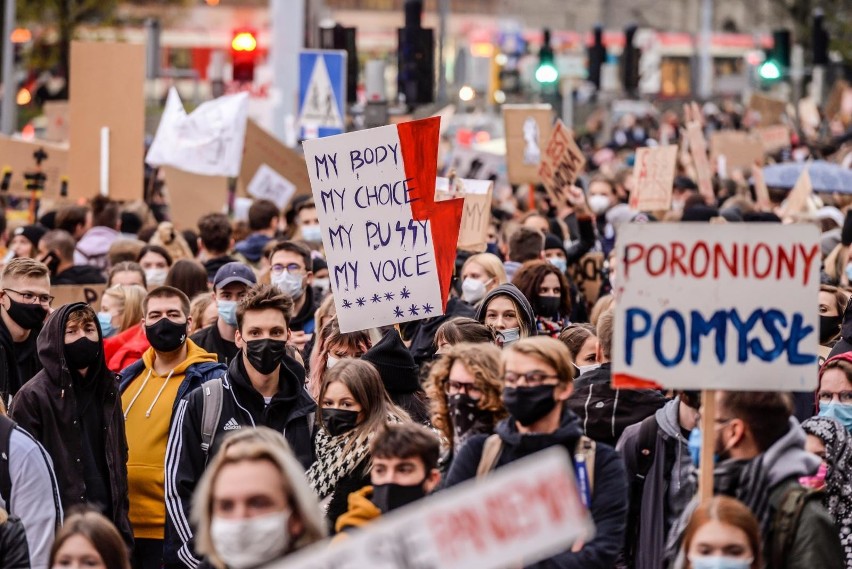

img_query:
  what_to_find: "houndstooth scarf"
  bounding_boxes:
[306,429,371,501]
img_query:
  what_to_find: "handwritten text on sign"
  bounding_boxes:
[539,119,586,203]
[270,447,594,569]
[436,177,493,252]
[630,145,677,211]
[612,224,819,392]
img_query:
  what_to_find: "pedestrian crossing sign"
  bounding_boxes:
[298,50,347,140]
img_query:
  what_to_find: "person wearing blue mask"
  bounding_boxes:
[817,354,852,432]
[190,262,256,364]
[681,496,762,569]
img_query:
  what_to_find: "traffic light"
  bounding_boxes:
[320,24,358,104]
[535,29,558,85]
[621,25,640,94]
[812,10,829,66]
[587,25,606,90]
[397,0,434,106]
[759,28,790,83]
[231,28,258,83]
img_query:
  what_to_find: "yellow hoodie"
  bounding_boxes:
[334,485,381,540]
[122,340,218,539]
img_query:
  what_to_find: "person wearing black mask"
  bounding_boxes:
[512,260,572,337]
[10,303,133,547]
[444,336,629,568]
[0,258,50,402]
[336,423,441,535]
[819,285,848,358]
[163,284,316,569]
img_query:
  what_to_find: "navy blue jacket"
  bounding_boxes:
[119,358,226,414]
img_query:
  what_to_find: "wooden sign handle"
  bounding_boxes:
[699,389,716,501]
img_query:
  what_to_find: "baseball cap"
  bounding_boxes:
[214,262,257,289]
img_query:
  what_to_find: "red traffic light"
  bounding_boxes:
[231,30,257,52]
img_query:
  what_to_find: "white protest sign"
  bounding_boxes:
[303,117,463,333]
[612,224,820,391]
[146,87,249,177]
[270,447,594,569]
[247,163,297,210]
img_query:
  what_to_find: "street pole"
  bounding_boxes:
[436,0,448,104]
[1,0,16,135]
[696,0,713,100]
[270,0,304,145]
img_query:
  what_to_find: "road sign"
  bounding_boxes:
[298,49,347,139]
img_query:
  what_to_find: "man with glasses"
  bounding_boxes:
[267,241,315,354]
[0,258,51,401]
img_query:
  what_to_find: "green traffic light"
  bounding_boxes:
[758,60,781,80]
[535,62,559,84]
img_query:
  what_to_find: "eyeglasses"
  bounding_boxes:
[270,263,305,275]
[445,380,482,397]
[3,288,53,305]
[503,371,560,387]
[818,391,852,405]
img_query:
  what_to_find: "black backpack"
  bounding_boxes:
[623,414,660,566]
[0,415,16,509]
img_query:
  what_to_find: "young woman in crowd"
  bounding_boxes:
[512,260,572,337]
[820,284,849,350]
[192,428,327,569]
[308,316,372,398]
[165,259,209,301]
[425,342,506,469]
[189,292,219,335]
[559,323,600,377]
[680,496,762,569]
[98,284,146,339]
[107,261,147,288]
[816,353,852,431]
[136,245,173,287]
[307,359,409,532]
[434,317,495,355]
[474,283,537,347]
[459,253,508,305]
[49,510,131,569]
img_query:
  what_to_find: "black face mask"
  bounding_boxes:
[145,318,187,353]
[4,297,48,330]
[371,481,427,513]
[322,408,360,437]
[244,338,286,375]
[502,385,558,426]
[820,315,842,344]
[535,296,561,318]
[65,336,101,370]
[448,393,493,444]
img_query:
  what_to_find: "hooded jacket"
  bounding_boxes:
[10,302,133,546]
[444,407,629,568]
[474,283,537,338]
[163,353,316,568]
[74,226,120,269]
[234,233,272,264]
[103,323,150,373]
[334,485,381,537]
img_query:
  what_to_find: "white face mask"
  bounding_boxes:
[272,271,305,300]
[588,194,612,215]
[573,362,600,376]
[301,225,322,242]
[461,277,489,304]
[314,277,330,295]
[211,511,291,569]
[145,268,168,287]
[327,354,340,368]
[688,556,754,569]
[497,327,521,347]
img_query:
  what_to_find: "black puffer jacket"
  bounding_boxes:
[0,514,30,568]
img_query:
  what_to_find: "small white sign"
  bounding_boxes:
[246,163,297,210]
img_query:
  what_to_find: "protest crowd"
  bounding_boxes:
[0,83,852,569]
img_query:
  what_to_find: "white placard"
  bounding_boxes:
[246,163,297,210]
[270,447,594,569]
[612,223,820,391]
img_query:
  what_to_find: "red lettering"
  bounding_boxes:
[776,245,796,281]
[670,242,688,277]
[713,243,737,279]
[753,243,772,279]
[690,242,710,278]
[742,244,750,278]
[622,244,646,279]
[799,244,819,286]
[646,244,667,277]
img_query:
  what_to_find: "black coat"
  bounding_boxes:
[0,317,41,402]
[0,515,30,568]
[51,265,107,286]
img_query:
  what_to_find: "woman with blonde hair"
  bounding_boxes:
[192,427,326,569]
[459,253,508,305]
[98,284,147,338]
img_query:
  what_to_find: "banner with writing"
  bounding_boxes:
[539,119,586,204]
[630,145,677,211]
[436,177,493,252]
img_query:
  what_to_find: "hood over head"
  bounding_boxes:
[474,283,537,336]
[37,302,108,388]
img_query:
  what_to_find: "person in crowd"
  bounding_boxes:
[268,241,315,353]
[521,211,557,236]
[108,239,147,267]
[459,253,508,305]
[308,316,371,398]
[503,226,544,282]
[10,303,132,546]
[667,391,842,569]
[312,257,330,299]
[148,222,194,263]
[191,428,327,569]
[336,423,441,535]
[0,507,29,568]
[189,293,218,335]
[617,391,701,569]
[165,259,209,302]
[165,284,316,568]
[816,353,852,431]
[119,286,226,569]
[434,317,495,354]
[587,176,618,255]
[137,245,173,288]
[474,283,537,346]
[295,200,322,244]
[0,258,50,401]
[566,310,666,446]
[37,230,106,285]
[820,284,849,352]
[679,496,762,569]
[108,261,146,288]
[190,262,256,365]
[362,329,431,424]
[196,213,239,282]
[425,342,506,469]
[235,200,280,265]
[559,323,599,376]
[307,359,409,531]
[120,210,144,240]
[49,509,131,569]
[802,416,852,568]
[444,336,629,567]
[74,196,121,270]
[8,225,47,260]
[55,205,91,242]
[99,284,146,339]
[513,260,572,337]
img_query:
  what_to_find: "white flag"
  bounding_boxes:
[146,88,249,177]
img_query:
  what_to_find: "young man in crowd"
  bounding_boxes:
[164,284,316,568]
[0,258,50,402]
[120,286,226,569]
[74,195,121,270]
[38,230,106,285]
[268,241,315,353]
[196,213,239,283]
[190,262,256,364]
[503,226,544,282]
[235,199,279,265]
[294,200,322,244]
[55,204,91,242]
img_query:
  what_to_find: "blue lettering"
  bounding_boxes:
[788,314,817,365]
[625,308,653,365]
[690,310,727,364]
[654,310,686,367]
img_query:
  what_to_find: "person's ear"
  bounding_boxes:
[730,418,747,448]
[424,469,442,494]
[287,512,304,541]
[234,329,244,350]
[305,271,314,286]
[185,316,192,332]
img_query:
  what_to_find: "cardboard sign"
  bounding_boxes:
[686,122,714,202]
[238,119,312,200]
[503,104,553,185]
[0,136,69,198]
[568,252,605,307]
[271,447,594,569]
[69,41,145,201]
[709,131,764,170]
[51,284,107,309]
[538,119,586,203]
[436,177,493,252]
[754,125,791,154]
[781,167,813,216]
[825,81,850,122]
[161,167,230,231]
[630,145,677,211]
[43,101,70,142]
[612,223,819,391]
[749,93,786,126]
[302,117,463,333]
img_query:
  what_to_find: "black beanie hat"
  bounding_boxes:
[361,329,420,395]
[13,224,47,250]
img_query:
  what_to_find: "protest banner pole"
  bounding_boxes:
[100,126,110,197]
[698,389,716,502]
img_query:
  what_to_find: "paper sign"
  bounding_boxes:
[161,167,230,231]
[630,145,677,211]
[0,136,69,198]
[270,447,594,569]
[503,104,553,185]
[246,164,297,210]
[436,177,493,252]
[749,93,786,126]
[568,252,605,308]
[42,101,70,142]
[539,119,586,203]
[146,87,249,178]
[302,117,463,333]
[709,131,764,170]
[754,125,791,154]
[238,119,312,200]
[782,167,813,216]
[686,122,714,202]
[612,223,819,391]
[51,284,107,309]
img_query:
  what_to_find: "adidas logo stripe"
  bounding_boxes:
[223,418,241,431]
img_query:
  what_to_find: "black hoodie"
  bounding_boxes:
[0,312,42,402]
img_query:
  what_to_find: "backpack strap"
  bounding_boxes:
[476,434,503,478]
[200,377,225,457]
[574,435,596,508]
[0,416,16,509]
[771,484,817,567]
[635,414,659,477]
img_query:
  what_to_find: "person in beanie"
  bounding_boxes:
[361,329,430,424]
[8,224,47,260]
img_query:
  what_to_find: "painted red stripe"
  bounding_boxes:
[611,373,664,390]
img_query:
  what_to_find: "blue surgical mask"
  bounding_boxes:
[547,257,568,274]
[272,271,305,300]
[498,327,521,348]
[217,300,238,327]
[819,402,852,432]
[689,556,753,569]
[97,312,116,338]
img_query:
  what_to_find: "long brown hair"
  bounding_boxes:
[512,260,572,317]
[49,509,131,569]
[682,496,762,569]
